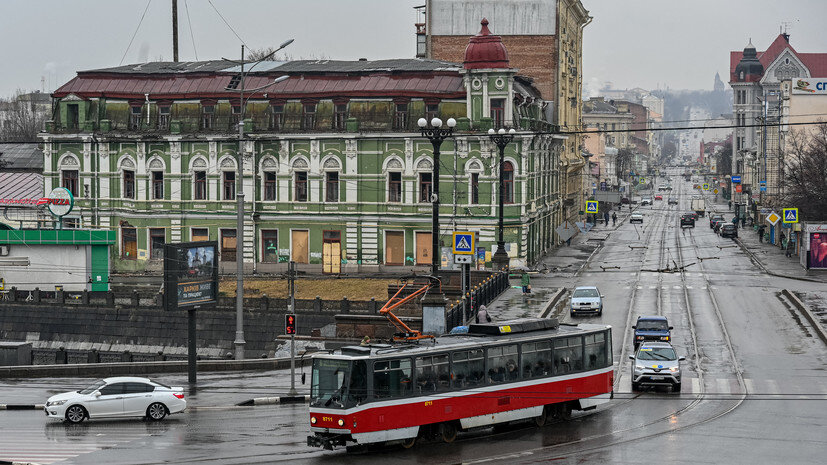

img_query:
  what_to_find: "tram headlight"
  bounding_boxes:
[337,419,345,427]
[310,416,317,424]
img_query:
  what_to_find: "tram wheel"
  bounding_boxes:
[534,406,549,427]
[440,422,458,443]
[401,436,417,449]
[560,403,573,421]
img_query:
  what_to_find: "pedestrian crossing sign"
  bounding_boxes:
[452,232,474,255]
[586,200,598,214]
[782,208,798,224]
[702,183,709,190]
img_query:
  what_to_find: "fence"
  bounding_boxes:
[444,271,509,330]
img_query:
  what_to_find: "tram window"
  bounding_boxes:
[347,360,368,406]
[521,341,551,378]
[415,354,450,393]
[553,337,584,374]
[584,333,607,369]
[310,359,350,408]
[487,344,518,383]
[452,349,485,389]
[373,358,412,399]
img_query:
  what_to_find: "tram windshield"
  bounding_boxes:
[310,358,367,409]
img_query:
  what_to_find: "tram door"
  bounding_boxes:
[323,230,341,274]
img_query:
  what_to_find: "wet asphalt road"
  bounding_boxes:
[2,170,826,464]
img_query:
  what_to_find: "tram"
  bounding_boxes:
[306,318,613,449]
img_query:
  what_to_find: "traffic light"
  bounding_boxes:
[285,314,297,335]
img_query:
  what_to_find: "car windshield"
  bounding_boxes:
[637,347,677,361]
[78,379,106,395]
[573,288,599,298]
[637,320,668,331]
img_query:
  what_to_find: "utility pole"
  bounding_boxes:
[287,261,297,396]
[172,0,179,62]
[234,44,246,360]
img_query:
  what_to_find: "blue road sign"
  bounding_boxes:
[731,175,741,183]
[452,232,474,255]
[586,200,598,214]
[782,208,798,224]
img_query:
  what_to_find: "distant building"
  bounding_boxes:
[0,143,46,229]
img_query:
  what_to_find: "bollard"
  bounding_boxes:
[314,296,322,312]
[33,287,41,303]
[9,286,17,302]
[56,289,65,304]
[341,296,350,313]
[132,290,140,307]
[87,348,100,363]
[260,294,269,311]
[81,290,90,305]
[371,297,378,313]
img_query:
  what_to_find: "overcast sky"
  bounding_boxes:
[1,0,825,98]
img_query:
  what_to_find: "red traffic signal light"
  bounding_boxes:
[285,314,296,335]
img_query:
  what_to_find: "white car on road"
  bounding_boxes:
[630,212,644,224]
[45,377,186,423]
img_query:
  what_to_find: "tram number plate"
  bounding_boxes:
[650,376,664,381]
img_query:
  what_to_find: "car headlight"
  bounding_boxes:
[669,366,680,373]
[47,400,67,407]
[660,336,670,341]
[636,335,644,340]
[635,364,646,370]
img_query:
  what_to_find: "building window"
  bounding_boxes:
[221,229,237,262]
[62,218,80,229]
[491,98,505,129]
[158,106,170,129]
[262,230,278,262]
[301,103,316,130]
[425,103,439,122]
[333,104,347,130]
[122,170,135,199]
[62,170,79,197]
[294,171,308,202]
[193,171,206,200]
[264,171,277,201]
[419,172,432,203]
[149,228,165,259]
[151,171,164,199]
[191,228,209,242]
[325,172,339,202]
[122,226,137,260]
[503,161,514,204]
[129,105,142,130]
[202,105,215,129]
[231,103,242,127]
[270,105,284,130]
[223,171,236,200]
[471,172,480,204]
[388,172,402,202]
[66,104,79,130]
[394,103,408,130]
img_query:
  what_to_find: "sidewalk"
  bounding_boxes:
[707,202,827,283]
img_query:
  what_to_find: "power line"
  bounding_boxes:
[206,0,246,47]
[119,0,154,66]
[184,0,198,60]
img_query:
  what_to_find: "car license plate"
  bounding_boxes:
[650,376,664,381]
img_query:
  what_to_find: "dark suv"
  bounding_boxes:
[720,223,738,238]
[680,214,695,228]
[633,316,673,347]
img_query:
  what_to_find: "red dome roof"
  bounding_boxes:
[463,19,510,70]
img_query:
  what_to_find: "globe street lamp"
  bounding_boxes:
[418,117,456,276]
[488,127,516,271]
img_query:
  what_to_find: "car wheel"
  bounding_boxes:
[673,382,682,393]
[146,402,167,421]
[65,405,87,424]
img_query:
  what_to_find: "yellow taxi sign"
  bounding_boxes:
[499,325,512,333]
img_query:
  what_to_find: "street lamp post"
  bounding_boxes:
[488,127,516,271]
[582,152,593,223]
[418,117,456,276]
[224,39,293,360]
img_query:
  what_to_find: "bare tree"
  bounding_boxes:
[716,142,732,177]
[0,90,49,142]
[783,122,827,220]
[246,47,290,62]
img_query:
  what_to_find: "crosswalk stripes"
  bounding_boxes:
[0,426,150,465]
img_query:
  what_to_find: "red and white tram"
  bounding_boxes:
[307,318,613,449]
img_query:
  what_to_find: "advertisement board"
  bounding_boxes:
[164,241,219,309]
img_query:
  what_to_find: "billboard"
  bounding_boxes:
[809,232,827,269]
[164,241,218,309]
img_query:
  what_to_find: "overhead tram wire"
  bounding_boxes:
[207,0,246,47]
[119,0,154,66]
[184,0,198,60]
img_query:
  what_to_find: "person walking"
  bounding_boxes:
[758,224,765,243]
[520,271,531,295]
[476,304,492,323]
[780,232,786,250]
[786,234,795,257]
[612,212,617,226]
[603,210,610,226]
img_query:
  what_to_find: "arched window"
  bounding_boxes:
[503,161,514,204]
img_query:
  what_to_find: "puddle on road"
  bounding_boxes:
[494,289,552,319]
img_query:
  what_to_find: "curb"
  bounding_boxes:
[782,289,827,346]
[237,394,310,406]
[0,404,44,410]
[734,238,821,283]
[537,288,566,319]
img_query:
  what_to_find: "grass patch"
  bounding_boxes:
[219,277,395,301]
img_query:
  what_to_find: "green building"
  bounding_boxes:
[42,21,565,274]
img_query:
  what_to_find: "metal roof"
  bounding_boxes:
[0,172,43,200]
[0,143,44,170]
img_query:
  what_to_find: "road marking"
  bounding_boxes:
[649,285,657,289]
[691,377,702,394]
[744,378,757,394]
[673,285,682,289]
[637,286,643,290]
[685,285,693,289]
[716,378,733,395]
[764,379,781,397]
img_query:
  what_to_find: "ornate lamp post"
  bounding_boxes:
[488,127,516,271]
[418,117,456,276]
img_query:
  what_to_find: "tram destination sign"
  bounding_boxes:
[163,241,218,310]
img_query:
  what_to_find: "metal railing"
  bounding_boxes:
[444,270,509,331]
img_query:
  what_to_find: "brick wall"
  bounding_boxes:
[430,35,558,100]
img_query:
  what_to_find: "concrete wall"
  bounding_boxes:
[0,244,90,292]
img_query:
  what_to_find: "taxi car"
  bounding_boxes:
[629,342,684,392]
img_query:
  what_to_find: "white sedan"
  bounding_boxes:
[45,376,186,423]
[630,212,644,224]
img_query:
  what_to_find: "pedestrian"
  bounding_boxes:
[612,212,617,226]
[741,216,746,228]
[758,225,765,243]
[566,237,572,247]
[521,271,531,295]
[728,200,732,210]
[476,304,492,323]
[603,211,610,226]
[786,235,794,257]
[780,232,786,250]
